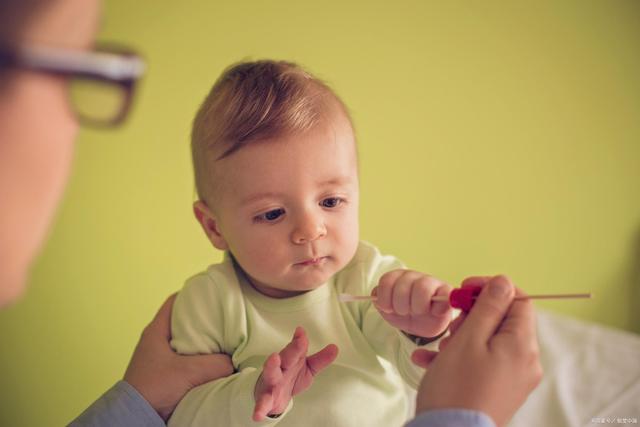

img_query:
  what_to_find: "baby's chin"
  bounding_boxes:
[272,269,337,295]
[254,252,355,296]
[257,280,324,299]
[281,274,332,293]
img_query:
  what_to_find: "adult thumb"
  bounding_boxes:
[186,353,235,386]
[456,275,515,344]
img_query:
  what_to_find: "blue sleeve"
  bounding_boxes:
[67,380,165,427]
[405,409,496,427]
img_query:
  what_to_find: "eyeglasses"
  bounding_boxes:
[0,44,146,128]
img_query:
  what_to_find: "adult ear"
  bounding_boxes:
[193,201,228,250]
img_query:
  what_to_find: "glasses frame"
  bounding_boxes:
[0,44,146,127]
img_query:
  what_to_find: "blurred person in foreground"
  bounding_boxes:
[0,1,541,426]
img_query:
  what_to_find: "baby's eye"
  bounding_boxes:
[321,197,343,208]
[255,208,285,222]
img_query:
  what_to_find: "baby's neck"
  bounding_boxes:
[232,256,311,299]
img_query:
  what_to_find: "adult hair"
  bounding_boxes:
[0,0,50,45]
[191,59,353,206]
[0,0,50,85]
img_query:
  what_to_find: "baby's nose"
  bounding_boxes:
[291,213,327,244]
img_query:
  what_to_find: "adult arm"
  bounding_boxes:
[68,294,234,426]
[406,409,496,427]
[68,380,164,427]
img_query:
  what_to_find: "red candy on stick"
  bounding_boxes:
[448,285,483,312]
[445,285,592,312]
[339,285,591,312]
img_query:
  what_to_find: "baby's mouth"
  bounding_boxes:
[295,256,328,266]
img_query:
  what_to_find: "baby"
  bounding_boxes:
[168,60,453,427]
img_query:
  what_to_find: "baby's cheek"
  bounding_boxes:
[334,223,359,268]
[229,241,270,278]
[248,248,280,274]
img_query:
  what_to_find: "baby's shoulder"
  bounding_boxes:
[180,257,244,305]
[341,240,404,273]
[335,241,405,293]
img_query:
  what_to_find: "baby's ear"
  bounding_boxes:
[193,201,229,250]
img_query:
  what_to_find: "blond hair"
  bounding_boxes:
[191,60,352,205]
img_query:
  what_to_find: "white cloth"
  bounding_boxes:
[509,310,640,427]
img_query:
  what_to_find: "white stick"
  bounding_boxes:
[338,294,449,302]
[338,293,592,303]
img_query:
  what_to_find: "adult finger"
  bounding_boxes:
[493,287,537,345]
[147,293,177,340]
[437,335,452,351]
[184,353,235,386]
[492,287,543,390]
[456,275,515,343]
[411,349,438,369]
[460,276,492,288]
[306,344,339,375]
[448,312,467,336]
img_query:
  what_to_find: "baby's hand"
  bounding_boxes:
[373,269,453,339]
[253,327,338,421]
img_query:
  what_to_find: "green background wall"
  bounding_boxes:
[1,1,639,426]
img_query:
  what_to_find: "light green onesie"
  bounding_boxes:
[168,241,433,427]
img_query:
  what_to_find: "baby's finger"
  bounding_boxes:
[430,282,453,316]
[411,349,438,369]
[410,276,436,316]
[261,353,282,387]
[306,344,339,375]
[279,327,308,370]
[391,271,423,316]
[253,391,274,422]
[375,270,405,313]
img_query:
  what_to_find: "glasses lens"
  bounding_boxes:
[68,78,128,126]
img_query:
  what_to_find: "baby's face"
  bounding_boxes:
[210,114,359,298]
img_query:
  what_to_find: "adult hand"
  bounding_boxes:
[411,275,543,427]
[124,294,235,421]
